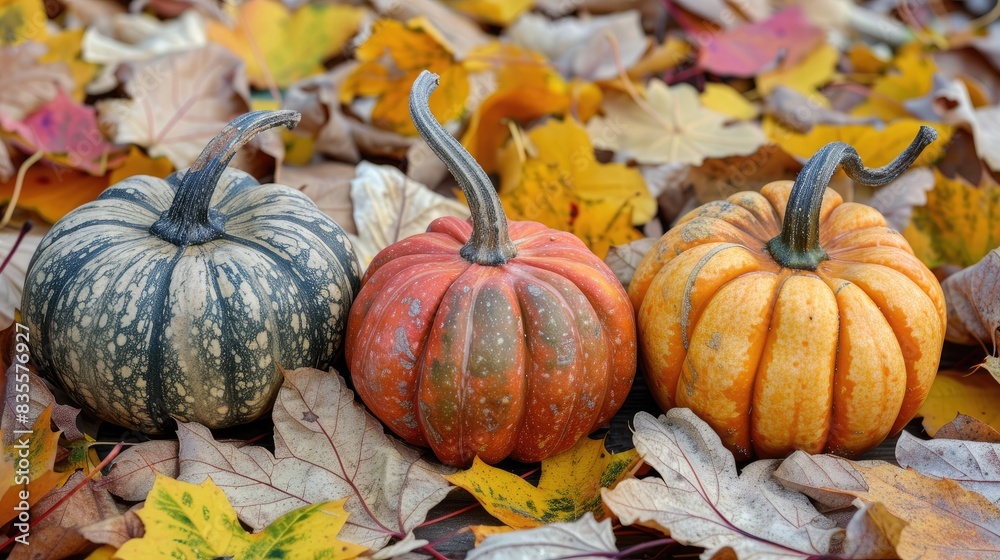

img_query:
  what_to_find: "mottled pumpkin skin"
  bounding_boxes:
[345,217,636,466]
[21,169,361,433]
[629,183,946,460]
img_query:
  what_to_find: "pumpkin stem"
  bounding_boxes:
[150,110,301,246]
[765,126,937,270]
[410,71,517,266]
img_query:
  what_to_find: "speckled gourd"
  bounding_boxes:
[629,127,946,460]
[345,71,637,467]
[20,111,361,433]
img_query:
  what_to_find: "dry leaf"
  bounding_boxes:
[918,370,1000,435]
[605,238,656,286]
[498,118,655,258]
[79,505,145,549]
[770,119,951,169]
[603,409,842,558]
[0,43,76,121]
[467,513,619,559]
[367,0,491,57]
[756,43,838,98]
[0,0,48,46]
[1,407,71,528]
[0,163,110,223]
[587,79,768,166]
[107,146,173,185]
[688,144,801,204]
[97,44,251,169]
[940,248,1000,348]
[441,0,533,25]
[348,161,468,269]
[177,367,454,552]
[0,226,44,328]
[905,76,1000,172]
[283,65,362,163]
[895,431,1000,505]
[504,11,648,81]
[446,437,641,529]
[934,413,1000,443]
[2,366,81,445]
[851,45,935,121]
[94,440,179,501]
[39,28,99,101]
[697,7,824,77]
[282,160,357,234]
[115,475,366,559]
[860,167,935,232]
[764,87,880,132]
[699,83,759,120]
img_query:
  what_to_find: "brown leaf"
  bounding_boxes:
[97,44,251,168]
[0,225,45,328]
[93,440,178,501]
[177,367,454,552]
[2,366,82,447]
[282,65,361,163]
[940,248,1000,348]
[842,501,901,559]
[468,513,619,559]
[0,43,75,122]
[860,168,935,232]
[280,161,357,234]
[765,86,881,132]
[935,413,1000,443]
[79,504,144,548]
[896,431,1000,505]
[368,0,491,57]
[603,410,842,558]
[689,145,801,204]
[9,471,121,560]
[605,238,656,286]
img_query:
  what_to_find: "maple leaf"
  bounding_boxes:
[0,406,70,528]
[468,513,620,559]
[96,43,251,169]
[775,451,1000,559]
[586,79,768,166]
[176,367,454,552]
[348,161,469,269]
[918,369,1000,436]
[340,18,468,136]
[895,431,1000,505]
[0,42,75,122]
[498,118,655,259]
[447,437,641,529]
[442,0,533,25]
[602,409,842,559]
[207,0,364,88]
[696,7,824,77]
[114,475,367,559]
[94,440,179,501]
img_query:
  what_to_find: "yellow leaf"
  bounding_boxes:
[115,475,366,560]
[918,369,1000,436]
[39,29,98,101]
[207,0,364,88]
[84,545,118,559]
[0,164,110,223]
[904,169,1000,268]
[446,437,641,529]
[108,147,174,185]
[499,119,655,258]
[441,0,533,25]
[470,525,515,546]
[341,18,468,136]
[700,83,759,120]
[0,406,71,527]
[757,43,838,99]
[851,44,935,120]
[770,119,951,168]
[627,37,691,78]
[0,0,47,45]
[845,43,890,83]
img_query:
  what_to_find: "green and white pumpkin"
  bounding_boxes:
[20,111,361,433]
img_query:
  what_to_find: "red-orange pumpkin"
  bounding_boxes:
[629,128,946,460]
[345,71,636,467]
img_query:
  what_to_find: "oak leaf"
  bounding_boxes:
[918,369,1000,435]
[0,42,75,121]
[177,367,455,552]
[586,79,768,166]
[94,440,178,501]
[896,431,1000,505]
[602,409,842,559]
[468,513,619,559]
[340,18,468,136]
[114,475,367,559]
[207,0,364,88]
[97,43,251,168]
[446,437,641,529]
[696,7,823,77]
[498,118,655,258]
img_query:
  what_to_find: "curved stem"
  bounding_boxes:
[150,110,301,246]
[766,126,937,270]
[409,71,516,266]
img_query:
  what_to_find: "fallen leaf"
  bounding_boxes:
[860,167,935,232]
[107,146,173,185]
[177,367,455,552]
[349,161,468,269]
[668,0,770,27]
[602,409,842,558]
[367,0,491,57]
[934,413,1000,443]
[586,79,769,166]
[939,248,1000,348]
[94,440,179,502]
[282,65,361,163]
[498,118,655,258]
[0,162,110,223]
[699,83,759,120]
[39,28,99,100]
[0,42,76,121]
[114,475,367,559]
[282,160,357,234]
[0,225,44,328]
[756,43,839,98]
[605,238,656,286]
[340,18,468,136]
[0,406,71,528]
[770,119,951,169]
[97,43,251,169]
[79,505,144,549]
[895,430,1000,505]
[81,545,117,560]
[0,141,11,181]
[2,366,82,445]
[0,0,47,45]
[446,437,641,529]
[904,169,1000,268]
[442,0,532,25]
[9,471,121,560]
[918,369,1000,436]
[688,144,801,204]
[764,87,881,133]
[467,513,619,559]
[776,451,1000,560]
[697,7,824,77]
[504,11,648,81]
[852,44,935,120]
[841,500,901,560]
[207,0,364,88]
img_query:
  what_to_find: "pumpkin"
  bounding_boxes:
[629,128,946,460]
[345,71,636,467]
[20,111,361,433]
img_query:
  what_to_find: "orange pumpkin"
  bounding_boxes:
[345,71,636,467]
[629,129,946,460]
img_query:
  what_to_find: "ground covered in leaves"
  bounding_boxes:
[1,0,1000,558]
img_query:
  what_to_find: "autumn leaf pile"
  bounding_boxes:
[3,0,1000,558]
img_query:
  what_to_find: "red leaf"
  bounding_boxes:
[696,7,823,77]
